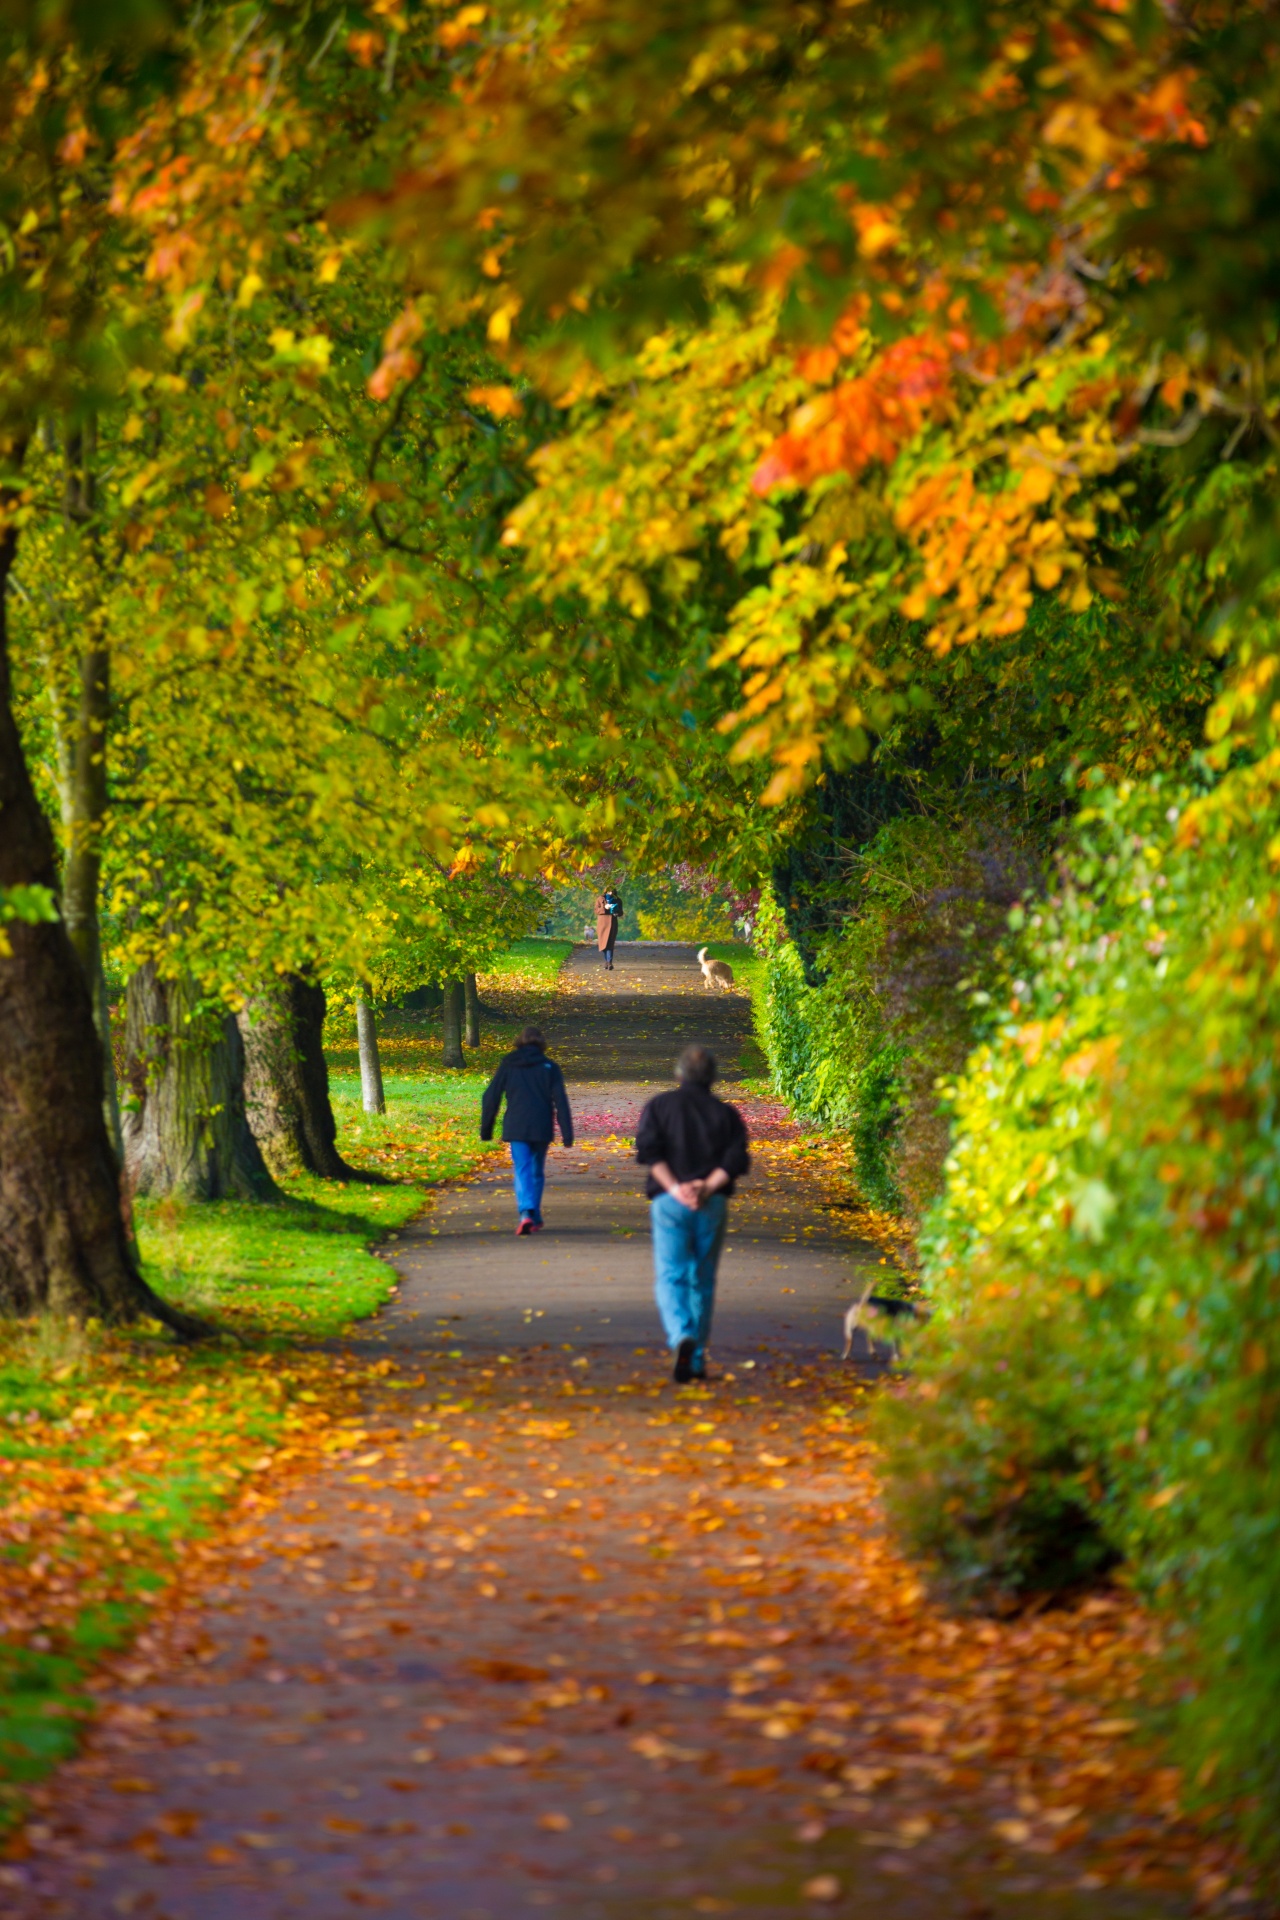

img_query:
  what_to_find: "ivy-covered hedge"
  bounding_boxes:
[753,801,1035,1215]
[754,886,904,1208]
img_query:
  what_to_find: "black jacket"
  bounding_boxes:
[634,1083,750,1198]
[481,1044,574,1147]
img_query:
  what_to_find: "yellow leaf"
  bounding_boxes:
[487,301,519,344]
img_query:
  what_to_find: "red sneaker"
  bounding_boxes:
[516,1217,535,1237]
[529,1220,544,1233]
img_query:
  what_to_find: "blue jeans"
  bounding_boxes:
[509,1140,549,1222]
[649,1191,728,1368]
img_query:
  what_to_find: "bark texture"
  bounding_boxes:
[123,966,279,1202]
[62,641,124,1161]
[356,998,386,1115]
[464,971,481,1048]
[239,975,369,1181]
[0,522,196,1328]
[442,979,466,1069]
[60,417,123,1161]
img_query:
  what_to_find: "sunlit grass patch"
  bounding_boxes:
[324,937,574,1076]
[477,935,575,1000]
[329,1072,503,1188]
[136,1178,428,1337]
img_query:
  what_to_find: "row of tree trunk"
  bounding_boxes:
[123,970,484,1192]
[121,968,371,1201]
[356,974,479,1113]
[4,439,484,1324]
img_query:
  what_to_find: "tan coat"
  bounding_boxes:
[594,894,621,952]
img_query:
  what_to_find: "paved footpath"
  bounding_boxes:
[360,943,883,1366]
[8,947,1190,1920]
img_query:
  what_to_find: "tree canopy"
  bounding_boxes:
[7,0,1280,1879]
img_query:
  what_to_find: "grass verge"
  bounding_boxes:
[322,936,573,1183]
[703,941,770,1082]
[0,1184,415,1838]
[0,938,572,1837]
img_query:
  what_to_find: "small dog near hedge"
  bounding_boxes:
[697,946,735,990]
[842,1279,929,1360]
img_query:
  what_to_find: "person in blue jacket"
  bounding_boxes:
[480,1026,575,1235]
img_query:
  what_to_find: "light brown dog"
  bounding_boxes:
[697,946,735,990]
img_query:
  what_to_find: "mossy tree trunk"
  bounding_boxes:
[239,975,371,1181]
[62,639,124,1162]
[0,520,201,1330]
[442,979,466,1068]
[464,970,480,1048]
[355,997,386,1115]
[123,965,279,1201]
[58,417,124,1165]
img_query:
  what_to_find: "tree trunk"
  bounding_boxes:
[0,518,201,1330]
[442,978,466,1069]
[464,970,480,1048]
[62,643,124,1163]
[60,415,124,1165]
[356,997,386,1114]
[123,965,279,1201]
[239,974,375,1181]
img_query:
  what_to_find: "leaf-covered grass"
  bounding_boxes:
[0,938,573,1833]
[329,1076,505,1188]
[703,940,770,1084]
[323,937,574,1079]
[0,1183,410,1834]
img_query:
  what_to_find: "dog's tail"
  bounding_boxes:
[841,1278,876,1359]
[696,946,708,964]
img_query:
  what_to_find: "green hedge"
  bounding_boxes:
[872,776,1280,1864]
[751,803,1034,1215]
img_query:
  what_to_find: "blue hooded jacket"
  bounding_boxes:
[480,1043,574,1146]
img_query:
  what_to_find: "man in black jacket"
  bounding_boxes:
[635,1045,750,1381]
[480,1026,575,1235]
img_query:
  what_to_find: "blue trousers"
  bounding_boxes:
[649,1191,728,1367]
[509,1140,549,1222]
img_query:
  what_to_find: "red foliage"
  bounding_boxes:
[753,332,956,494]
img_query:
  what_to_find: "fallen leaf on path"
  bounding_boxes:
[156,1809,200,1837]
[630,1734,706,1763]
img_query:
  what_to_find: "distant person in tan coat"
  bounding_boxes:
[594,888,623,971]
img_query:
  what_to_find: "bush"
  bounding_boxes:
[635,904,736,942]
[873,774,1280,1863]
[875,1274,1122,1607]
